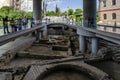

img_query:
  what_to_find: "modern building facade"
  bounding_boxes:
[99,0,120,26]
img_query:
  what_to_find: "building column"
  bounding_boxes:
[83,0,96,29]
[43,25,47,38]
[83,0,98,54]
[79,35,85,53]
[33,0,42,24]
[91,37,98,54]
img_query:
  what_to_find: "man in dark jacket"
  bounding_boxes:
[3,16,10,34]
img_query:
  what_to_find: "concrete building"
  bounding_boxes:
[13,0,21,10]
[0,0,11,8]
[9,0,14,7]
[20,0,33,12]
[14,0,33,12]
[99,0,120,26]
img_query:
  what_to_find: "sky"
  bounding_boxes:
[47,0,83,11]
[46,0,98,12]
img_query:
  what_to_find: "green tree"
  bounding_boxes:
[74,8,83,21]
[61,11,67,16]
[49,11,55,16]
[69,15,75,19]
[46,11,50,16]
[0,6,14,16]
[46,11,55,16]
[74,8,82,15]
[0,6,32,20]
[55,5,61,16]
[96,11,100,22]
[68,9,74,16]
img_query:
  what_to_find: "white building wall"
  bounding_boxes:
[20,0,33,12]
[0,0,10,8]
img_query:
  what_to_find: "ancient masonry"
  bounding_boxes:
[99,0,120,26]
[0,24,119,80]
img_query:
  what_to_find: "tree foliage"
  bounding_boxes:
[74,8,83,21]
[0,6,32,20]
[44,7,83,21]
[55,5,61,16]
[96,11,100,22]
[61,11,67,16]
[46,11,55,16]
[74,8,82,15]
[68,9,74,16]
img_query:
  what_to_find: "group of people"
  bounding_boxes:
[2,16,35,34]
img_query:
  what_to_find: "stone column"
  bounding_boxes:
[33,0,42,24]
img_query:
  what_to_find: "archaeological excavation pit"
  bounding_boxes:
[38,65,93,80]
[23,62,113,80]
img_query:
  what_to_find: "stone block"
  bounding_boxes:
[0,72,12,80]
[52,45,68,51]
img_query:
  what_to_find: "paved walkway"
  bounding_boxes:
[0,24,31,36]
[0,24,120,37]
[0,28,4,36]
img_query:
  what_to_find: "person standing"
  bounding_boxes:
[10,18,16,32]
[17,18,22,31]
[22,17,28,29]
[3,16,10,34]
[30,17,34,28]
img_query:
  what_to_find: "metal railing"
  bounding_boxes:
[97,24,120,34]
[45,20,120,34]
[0,24,44,46]
[0,21,120,46]
[45,22,120,44]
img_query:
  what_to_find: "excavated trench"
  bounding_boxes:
[88,61,120,80]
[0,25,118,80]
[42,71,92,80]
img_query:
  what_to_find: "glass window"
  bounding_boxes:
[112,13,116,19]
[112,0,116,5]
[103,0,106,7]
[103,14,107,19]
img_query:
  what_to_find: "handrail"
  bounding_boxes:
[0,24,45,45]
[97,24,120,28]
[78,26,120,40]
[55,22,120,44]
[0,22,120,46]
